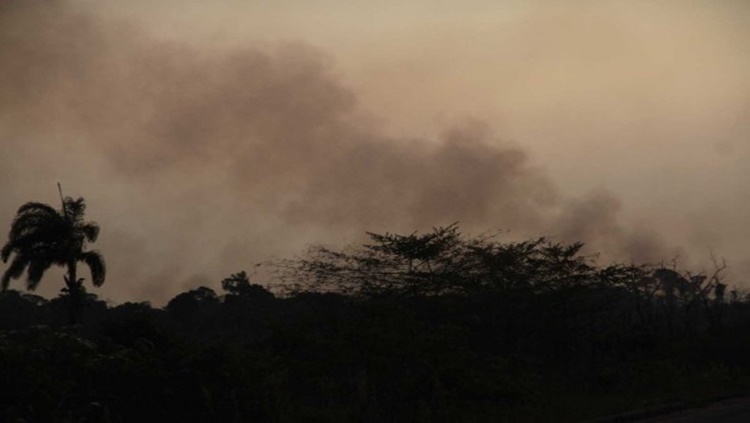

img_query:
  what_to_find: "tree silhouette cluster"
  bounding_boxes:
[277,224,638,298]
[2,200,750,421]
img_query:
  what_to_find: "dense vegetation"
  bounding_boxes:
[2,224,750,422]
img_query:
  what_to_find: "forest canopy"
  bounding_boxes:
[0,223,745,422]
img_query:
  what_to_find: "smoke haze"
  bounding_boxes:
[1,0,748,304]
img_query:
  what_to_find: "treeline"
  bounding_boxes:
[2,225,750,422]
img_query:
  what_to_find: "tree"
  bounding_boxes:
[221,271,252,295]
[275,224,476,297]
[221,270,275,300]
[1,185,106,324]
[274,223,611,298]
[166,286,219,333]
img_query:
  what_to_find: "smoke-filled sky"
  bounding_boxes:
[1,0,748,304]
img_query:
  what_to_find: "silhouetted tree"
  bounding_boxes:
[1,186,106,324]
[276,223,616,298]
[0,289,48,329]
[276,223,486,297]
[222,270,275,300]
[166,286,220,334]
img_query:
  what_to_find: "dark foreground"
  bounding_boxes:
[2,227,750,422]
[637,397,750,423]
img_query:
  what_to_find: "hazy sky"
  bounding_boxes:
[1,0,748,304]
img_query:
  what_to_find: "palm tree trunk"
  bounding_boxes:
[66,261,82,325]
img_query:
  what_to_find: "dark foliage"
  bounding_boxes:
[0,225,748,422]
[1,191,106,324]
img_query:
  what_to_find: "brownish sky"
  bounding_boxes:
[1,0,748,304]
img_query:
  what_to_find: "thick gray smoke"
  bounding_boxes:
[0,1,741,304]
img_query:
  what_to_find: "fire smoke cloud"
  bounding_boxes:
[1,0,748,304]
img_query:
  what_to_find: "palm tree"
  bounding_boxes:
[1,185,106,324]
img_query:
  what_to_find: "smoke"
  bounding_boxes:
[0,0,746,304]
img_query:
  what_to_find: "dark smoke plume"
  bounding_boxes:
[0,0,703,303]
